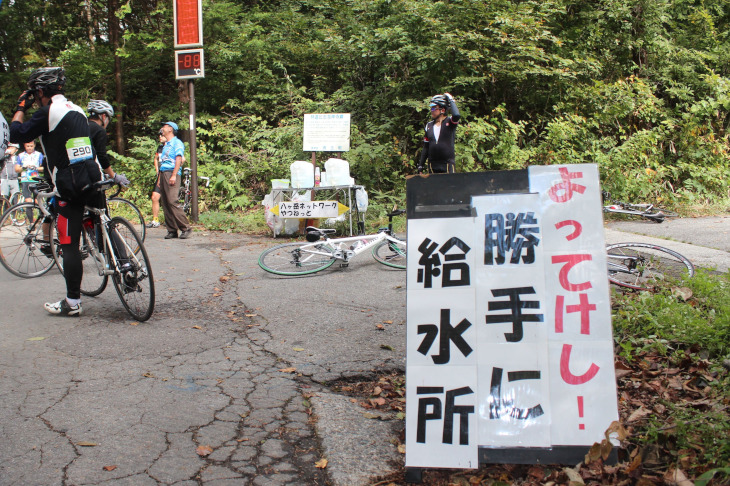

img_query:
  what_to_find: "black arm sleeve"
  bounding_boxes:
[419,136,429,167]
[449,98,461,123]
[9,107,49,144]
[89,123,111,170]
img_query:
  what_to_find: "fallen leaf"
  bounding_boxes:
[397,444,406,454]
[315,458,328,469]
[219,276,230,282]
[383,320,393,324]
[562,467,584,484]
[129,322,139,326]
[363,412,380,419]
[103,465,117,471]
[142,372,154,378]
[192,325,202,330]
[245,314,257,317]
[376,324,385,330]
[278,367,297,373]
[196,445,213,457]
[671,287,693,301]
[293,347,305,352]
[76,441,97,447]
[26,337,46,341]
[187,279,193,282]
[373,386,382,395]
[627,406,652,423]
[380,344,394,351]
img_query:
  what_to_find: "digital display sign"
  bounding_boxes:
[174,0,203,48]
[175,49,205,80]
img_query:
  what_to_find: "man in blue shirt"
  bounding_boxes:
[158,121,191,239]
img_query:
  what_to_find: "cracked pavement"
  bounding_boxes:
[0,229,405,485]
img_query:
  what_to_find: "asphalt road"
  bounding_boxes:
[0,216,727,485]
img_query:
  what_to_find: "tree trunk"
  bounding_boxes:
[85,0,95,50]
[109,0,125,154]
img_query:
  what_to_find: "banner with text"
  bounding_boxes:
[405,164,618,469]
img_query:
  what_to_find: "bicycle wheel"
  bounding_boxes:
[107,197,145,244]
[372,237,407,269]
[259,242,336,276]
[108,217,155,321]
[0,202,55,278]
[606,242,695,291]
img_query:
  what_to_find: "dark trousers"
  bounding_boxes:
[159,171,189,234]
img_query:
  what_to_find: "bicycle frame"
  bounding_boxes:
[300,231,401,264]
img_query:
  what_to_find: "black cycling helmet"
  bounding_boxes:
[429,94,448,109]
[27,67,66,94]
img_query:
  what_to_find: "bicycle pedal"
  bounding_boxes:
[339,263,349,268]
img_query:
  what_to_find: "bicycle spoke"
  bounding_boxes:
[259,242,335,276]
[606,242,694,291]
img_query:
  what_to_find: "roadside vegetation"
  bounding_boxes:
[1,1,728,484]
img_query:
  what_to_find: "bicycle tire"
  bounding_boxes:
[107,197,145,246]
[259,242,336,276]
[372,237,407,269]
[49,218,109,296]
[0,197,9,224]
[606,242,695,291]
[0,202,55,278]
[109,217,155,321]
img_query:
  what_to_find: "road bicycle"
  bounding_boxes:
[49,179,155,320]
[606,242,695,291]
[259,209,406,276]
[178,167,210,215]
[602,191,678,223]
[106,183,146,243]
[0,182,58,278]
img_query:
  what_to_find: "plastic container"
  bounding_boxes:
[324,158,350,186]
[355,187,368,213]
[271,179,289,189]
[320,171,328,187]
[290,161,314,188]
[315,167,321,186]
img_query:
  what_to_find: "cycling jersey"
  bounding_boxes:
[10,94,103,198]
[418,97,461,173]
[88,121,111,170]
[159,137,184,174]
[15,151,44,182]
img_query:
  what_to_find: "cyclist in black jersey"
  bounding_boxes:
[9,68,125,317]
[418,93,461,174]
[87,100,129,185]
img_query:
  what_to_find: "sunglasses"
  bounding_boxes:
[430,106,441,112]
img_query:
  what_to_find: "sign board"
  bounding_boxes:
[174,0,203,48]
[270,201,349,219]
[405,165,619,469]
[303,114,350,152]
[175,48,205,80]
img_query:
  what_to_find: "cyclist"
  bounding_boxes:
[417,93,461,174]
[2,142,21,202]
[87,100,130,185]
[15,140,44,209]
[9,67,126,317]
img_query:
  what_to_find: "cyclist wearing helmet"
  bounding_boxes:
[9,67,110,317]
[87,99,129,185]
[418,93,461,174]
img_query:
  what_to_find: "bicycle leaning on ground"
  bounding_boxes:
[606,242,695,291]
[258,209,406,276]
[178,167,210,215]
[49,179,155,321]
[602,191,678,223]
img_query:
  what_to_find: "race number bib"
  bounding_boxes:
[66,137,93,164]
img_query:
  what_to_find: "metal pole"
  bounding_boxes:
[189,79,199,222]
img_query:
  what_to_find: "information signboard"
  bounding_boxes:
[270,201,349,219]
[303,114,350,152]
[405,165,619,469]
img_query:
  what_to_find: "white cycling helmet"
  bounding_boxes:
[1,112,9,155]
[87,99,115,117]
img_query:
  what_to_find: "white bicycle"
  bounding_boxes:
[258,209,406,276]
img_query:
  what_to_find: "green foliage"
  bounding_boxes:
[613,270,730,360]
[1,0,730,213]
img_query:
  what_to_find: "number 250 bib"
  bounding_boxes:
[66,137,93,164]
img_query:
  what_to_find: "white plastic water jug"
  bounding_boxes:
[324,158,350,186]
[290,161,315,188]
